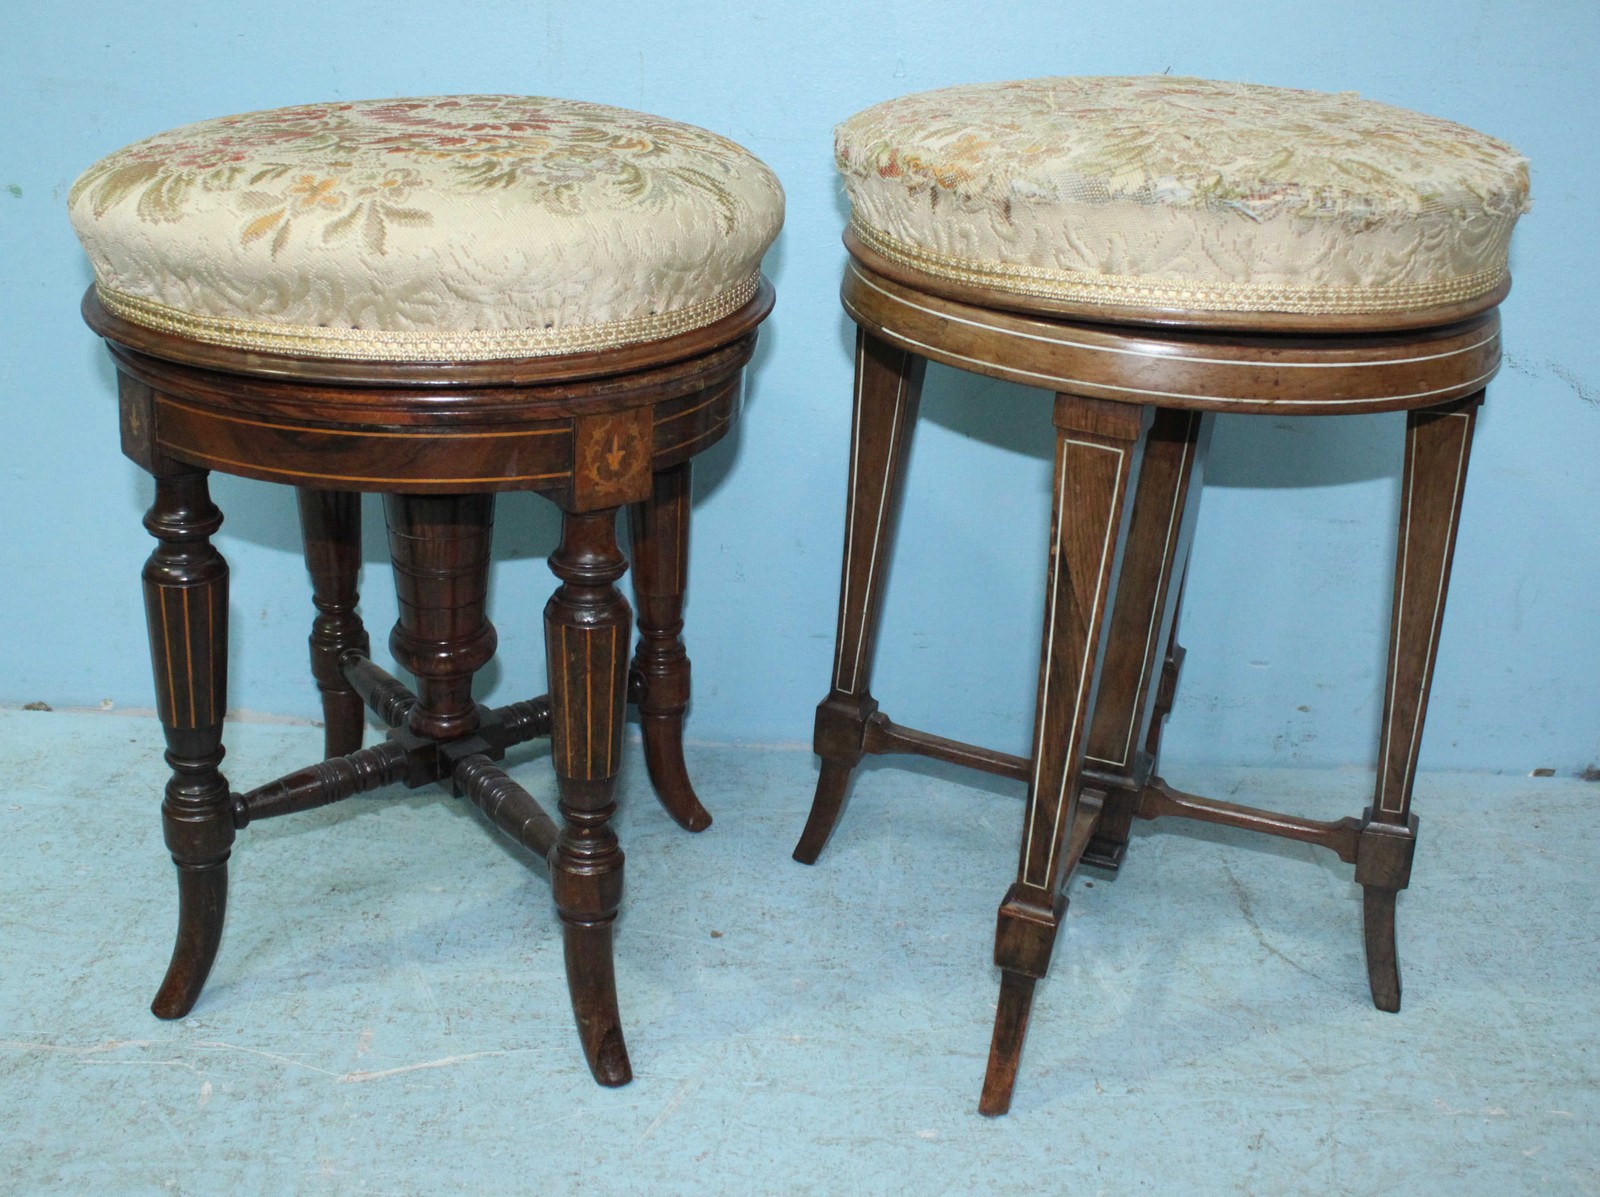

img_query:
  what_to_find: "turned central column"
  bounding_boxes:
[384,494,498,742]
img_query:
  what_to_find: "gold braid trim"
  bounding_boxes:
[97,274,762,362]
[851,220,1506,316]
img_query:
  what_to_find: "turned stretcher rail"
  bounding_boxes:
[1136,779,1363,864]
[453,753,560,859]
[233,739,410,827]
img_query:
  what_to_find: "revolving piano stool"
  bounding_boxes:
[70,95,783,1085]
[796,76,1529,1114]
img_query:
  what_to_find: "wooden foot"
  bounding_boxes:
[627,462,711,832]
[798,329,924,861]
[792,756,858,865]
[297,488,369,758]
[152,860,229,1019]
[984,394,1146,1113]
[979,971,1038,1116]
[1362,886,1401,1013]
[563,917,632,1086]
[546,507,633,1086]
[142,467,234,1019]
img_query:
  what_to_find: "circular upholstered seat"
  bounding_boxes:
[835,76,1528,327]
[69,95,784,361]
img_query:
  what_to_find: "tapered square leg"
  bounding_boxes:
[1362,394,1480,1011]
[981,394,1147,1116]
[1081,409,1210,868]
[795,329,925,864]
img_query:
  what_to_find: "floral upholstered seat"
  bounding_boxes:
[835,77,1528,323]
[69,96,785,360]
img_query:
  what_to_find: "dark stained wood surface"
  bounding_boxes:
[94,278,772,1088]
[296,489,369,758]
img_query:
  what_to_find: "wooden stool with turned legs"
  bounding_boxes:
[796,76,1528,1113]
[69,95,783,1084]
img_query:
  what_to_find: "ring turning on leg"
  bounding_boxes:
[298,488,369,759]
[143,466,233,1019]
[628,461,712,831]
[547,506,635,1085]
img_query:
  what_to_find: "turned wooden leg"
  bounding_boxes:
[546,507,633,1086]
[1082,409,1209,868]
[297,488,369,758]
[1361,394,1480,1012]
[626,461,711,832]
[143,466,234,1019]
[981,394,1147,1116]
[383,494,497,743]
[794,329,925,864]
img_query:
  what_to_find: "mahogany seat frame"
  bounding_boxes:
[796,240,1498,1115]
[87,282,773,1087]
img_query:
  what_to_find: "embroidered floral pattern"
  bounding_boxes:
[835,77,1529,318]
[67,96,784,360]
[71,96,755,258]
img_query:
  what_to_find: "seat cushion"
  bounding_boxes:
[69,96,784,361]
[835,77,1528,323]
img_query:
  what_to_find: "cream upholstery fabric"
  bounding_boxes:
[69,96,784,360]
[836,77,1529,319]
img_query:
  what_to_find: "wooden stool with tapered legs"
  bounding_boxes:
[795,76,1528,1113]
[70,95,782,1084]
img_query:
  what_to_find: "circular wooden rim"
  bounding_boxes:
[83,278,775,388]
[843,257,1501,415]
[844,229,1511,335]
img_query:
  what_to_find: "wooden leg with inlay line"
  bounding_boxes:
[546,506,634,1085]
[297,488,369,759]
[794,328,925,864]
[144,464,234,1019]
[981,394,1148,1116]
[627,461,712,831]
[1080,408,1210,869]
[1361,393,1480,1012]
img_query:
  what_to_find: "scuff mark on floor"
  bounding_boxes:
[339,1050,520,1083]
[1222,864,1321,981]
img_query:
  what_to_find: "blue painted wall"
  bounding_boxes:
[3,1,1595,772]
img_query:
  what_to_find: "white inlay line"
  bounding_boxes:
[1023,437,1125,890]
[848,262,1498,373]
[848,365,908,692]
[832,336,867,690]
[852,307,1502,410]
[1379,411,1471,815]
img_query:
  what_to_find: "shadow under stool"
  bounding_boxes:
[69,96,783,1084]
[794,76,1529,1114]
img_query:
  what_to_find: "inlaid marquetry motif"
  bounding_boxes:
[574,408,652,509]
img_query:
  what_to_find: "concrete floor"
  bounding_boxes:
[1,707,1595,1194]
